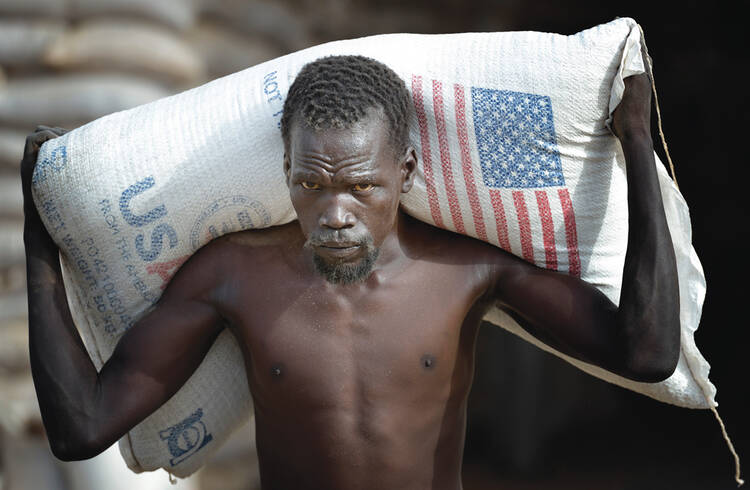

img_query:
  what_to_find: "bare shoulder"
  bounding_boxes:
[164,222,304,300]
[192,221,304,263]
[400,213,540,300]
[220,221,304,249]
[402,213,511,267]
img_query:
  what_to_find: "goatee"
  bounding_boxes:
[305,232,379,285]
[311,247,380,285]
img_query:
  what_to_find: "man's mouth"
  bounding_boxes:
[319,241,358,249]
[316,243,361,258]
[306,234,380,285]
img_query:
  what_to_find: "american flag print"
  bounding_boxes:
[411,75,581,276]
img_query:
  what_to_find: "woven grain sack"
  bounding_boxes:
[32,17,715,478]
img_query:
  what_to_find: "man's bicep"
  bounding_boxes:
[492,255,622,370]
[86,245,227,449]
[90,296,224,447]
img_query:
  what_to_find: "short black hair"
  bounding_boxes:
[281,55,411,154]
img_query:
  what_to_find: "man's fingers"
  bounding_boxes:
[34,125,67,136]
[24,129,61,155]
[27,130,58,146]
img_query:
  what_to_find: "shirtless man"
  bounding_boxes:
[22,55,680,490]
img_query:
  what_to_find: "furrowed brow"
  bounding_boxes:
[291,167,326,181]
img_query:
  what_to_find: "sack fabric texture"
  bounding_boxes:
[32,17,714,478]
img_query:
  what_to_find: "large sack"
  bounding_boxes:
[32,18,714,477]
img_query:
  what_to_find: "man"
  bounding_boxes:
[22,55,679,490]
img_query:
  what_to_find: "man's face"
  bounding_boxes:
[285,110,415,284]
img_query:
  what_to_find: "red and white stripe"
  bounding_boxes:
[411,75,581,276]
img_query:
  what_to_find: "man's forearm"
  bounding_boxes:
[25,216,102,459]
[617,131,681,381]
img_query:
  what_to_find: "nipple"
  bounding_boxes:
[421,354,436,370]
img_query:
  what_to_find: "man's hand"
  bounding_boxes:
[22,126,68,251]
[21,123,226,460]
[612,41,653,142]
[21,126,68,209]
[490,68,680,383]
[611,72,652,142]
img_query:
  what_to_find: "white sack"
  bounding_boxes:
[32,17,714,478]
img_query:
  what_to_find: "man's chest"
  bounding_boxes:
[224,263,488,412]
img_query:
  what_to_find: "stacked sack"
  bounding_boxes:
[0,1,316,489]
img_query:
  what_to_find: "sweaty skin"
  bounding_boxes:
[23,74,680,490]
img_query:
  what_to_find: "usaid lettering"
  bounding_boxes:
[263,70,285,128]
[119,176,179,263]
[158,409,213,467]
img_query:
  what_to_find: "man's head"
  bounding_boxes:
[281,55,416,285]
[280,55,411,156]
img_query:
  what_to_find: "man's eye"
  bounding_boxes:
[301,182,320,190]
[353,183,374,192]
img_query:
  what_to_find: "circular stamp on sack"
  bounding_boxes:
[190,195,271,250]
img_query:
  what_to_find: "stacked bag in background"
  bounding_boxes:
[31,17,718,478]
[1,2,468,488]
[0,1,305,488]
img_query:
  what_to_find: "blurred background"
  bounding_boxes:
[0,0,746,489]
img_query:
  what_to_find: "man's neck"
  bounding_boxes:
[370,209,410,272]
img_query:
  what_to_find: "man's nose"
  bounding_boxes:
[319,195,356,229]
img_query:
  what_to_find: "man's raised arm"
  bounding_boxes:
[489,72,681,382]
[22,127,225,460]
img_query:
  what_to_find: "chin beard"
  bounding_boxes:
[305,231,380,285]
[311,246,380,285]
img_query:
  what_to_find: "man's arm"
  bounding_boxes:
[490,73,681,382]
[23,128,225,460]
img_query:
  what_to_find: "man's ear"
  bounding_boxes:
[283,152,291,186]
[400,146,417,193]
